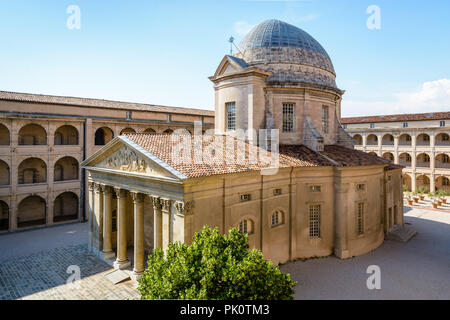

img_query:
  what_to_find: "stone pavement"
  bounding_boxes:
[0,223,140,300]
[280,207,450,300]
[1,208,449,300]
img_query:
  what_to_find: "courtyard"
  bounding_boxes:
[0,207,448,300]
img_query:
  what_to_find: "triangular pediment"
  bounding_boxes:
[213,55,248,78]
[81,138,184,181]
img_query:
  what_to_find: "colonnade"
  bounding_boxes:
[88,181,186,280]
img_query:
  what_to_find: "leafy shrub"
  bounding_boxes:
[417,186,429,194]
[403,184,409,192]
[138,226,297,300]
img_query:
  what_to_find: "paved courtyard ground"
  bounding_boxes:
[0,207,448,300]
[281,207,450,299]
[0,222,139,300]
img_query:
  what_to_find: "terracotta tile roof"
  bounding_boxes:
[0,90,214,117]
[341,112,450,124]
[385,163,404,171]
[122,134,391,178]
[321,145,391,167]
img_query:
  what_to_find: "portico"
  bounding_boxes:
[83,138,192,280]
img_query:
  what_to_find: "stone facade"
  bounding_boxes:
[343,115,450,192]
[0,92,214,233]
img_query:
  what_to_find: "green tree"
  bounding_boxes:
[138,226,297,300]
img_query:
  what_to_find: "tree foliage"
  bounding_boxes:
[138,226,297,300]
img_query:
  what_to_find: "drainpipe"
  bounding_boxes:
[81,120,86,222]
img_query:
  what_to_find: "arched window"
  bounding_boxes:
[0,200,9,231]
[18,124,47,145]
[18,158,47,184]
[54,157,79,181]
[443,177,450,186]
[0,124,10,145]
[163,129,174,134]
[17,195,46,228]
[120,128,136,135]
[54,192,79,222]
[271,210,284,227]
[95,127,114,145]
[238,219,253,234]
[54,125,78,145]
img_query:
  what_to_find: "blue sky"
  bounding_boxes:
[0,0,449,116]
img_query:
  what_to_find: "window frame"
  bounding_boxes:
[309,204,321,239]
[282,103,295,133]
[226,102,236,131]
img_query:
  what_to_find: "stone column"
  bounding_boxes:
[151,196,162,250]
[88,181,95,251]
[101,185,114,260]
[430,174,436,193]
[131,191,145,280]
[94,183,104,252]
[161,199,172,250]
[113,187,130,269]
[412,134,417,151]
[412,174,417,192]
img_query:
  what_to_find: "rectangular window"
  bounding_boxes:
[343,124,347,129]
[370,123,375,129]
[240,194,251,202]
[322,106,329,134]
[282,103,294,132]
[403,122,408,128]
[357,203,364,235]
[440,120,445,127]
[273,188,282,196]
[309,205,321,238]
[126,111,132,120]
[226,102,236,131]
[357,184,365,191]
[309,185,321,192]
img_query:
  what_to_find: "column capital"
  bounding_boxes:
[114,187,127,198]
[88,181,95,191]
[94,182,103,194]
[101,185,113,195]
[160,198,172,212]
[174,200,195,216]
[130,191,145,204]
[151,196,162,210]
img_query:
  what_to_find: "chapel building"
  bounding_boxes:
[82,20,404,279]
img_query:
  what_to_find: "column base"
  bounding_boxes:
[100,251,115,260]
[113,259,131,270]
[131,271,144,281]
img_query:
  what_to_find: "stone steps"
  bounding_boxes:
[386,225,418,242]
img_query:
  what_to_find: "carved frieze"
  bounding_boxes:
[98,145,166,177]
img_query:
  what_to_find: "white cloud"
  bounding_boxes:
[342,79,450,117]
[296,13,320,22]
[234,21,255,37]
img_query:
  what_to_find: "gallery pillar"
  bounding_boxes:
[161,199,172,251]
[131,191,145,280]
[102,185,114,259]
[114,187,130,269]
[151,196,162,250]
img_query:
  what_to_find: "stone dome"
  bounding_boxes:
[234,19,337,89]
